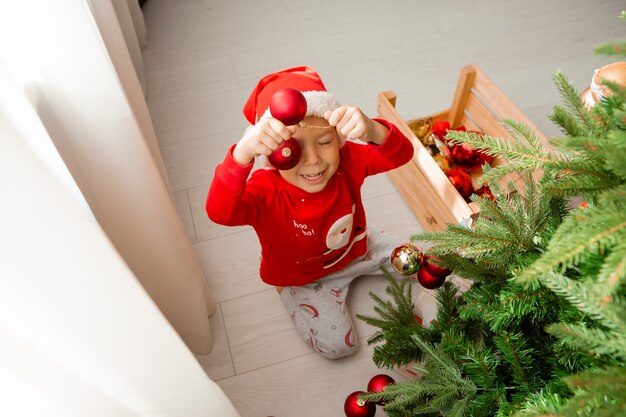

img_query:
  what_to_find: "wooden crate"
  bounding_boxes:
[378,64,547,231]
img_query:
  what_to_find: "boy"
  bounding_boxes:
[207,66,413,359]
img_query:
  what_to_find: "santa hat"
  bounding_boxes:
[243,66,341,124]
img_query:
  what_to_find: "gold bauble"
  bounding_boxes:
[433,154,450,171]
[583,61,626,109]
[390,244,423,276]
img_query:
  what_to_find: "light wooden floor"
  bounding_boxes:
[140,1,623,415]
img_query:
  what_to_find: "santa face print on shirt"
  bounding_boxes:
[321,204,366,269]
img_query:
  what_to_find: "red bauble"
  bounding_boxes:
[449,143,492,171]
[269,88,307,126]
[367,374,396,405]
[431,120,450,141]
[445,167,474,198]
[267,138,302,170]
[344,391,376,417]
[473,184,495,201]
[417,267,447,290]
[423,255,452,278]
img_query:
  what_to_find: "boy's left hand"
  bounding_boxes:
[324,105,389,146]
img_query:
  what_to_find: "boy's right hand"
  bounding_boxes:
[232,118,297,166]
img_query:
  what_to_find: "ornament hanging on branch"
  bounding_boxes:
[581,61,626,110]
[344,391,376,417]
[417,255,451,290]
[367,374,395,405]
[390,244,423,276]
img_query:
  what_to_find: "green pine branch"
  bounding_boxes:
[558,366,626,417]
[550,104,588,137]
[516,203,626,284]
[493,332,542,392]
[596,242,626,293]
[362,335,477,416]
[594,41,626,56]
[552,71,604,137]
[413,175,560,271]
[357,272,432,368]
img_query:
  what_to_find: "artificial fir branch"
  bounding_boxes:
[551,71,603,137]
[556,367,626,417]
[546,322,625,357]
[361,27,626,415]
[517,204,626,284]
[362,335,477,416]
[357,272,433,368]
[596,242,626,293]
[550,105,587,137]
[594,41,626,56]
[413,175,560,270]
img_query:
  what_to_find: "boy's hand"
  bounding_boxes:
[232,118,297,166]
[324,105,389,146]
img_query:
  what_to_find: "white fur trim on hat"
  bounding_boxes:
[259,90,341,122]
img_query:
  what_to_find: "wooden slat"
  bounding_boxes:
[377,91,474,227]
[465,92,510,139]
[387,165,449,231]
[471,67,548,145]
[449,65,477,127]
[376,65,547,230]
[458,113,481,132]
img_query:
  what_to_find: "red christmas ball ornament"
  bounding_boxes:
[445,167,474,198]
[267,138,302,170]
[473,184,495,201]
[390,244,423,276]
[367,374,396,405]
[269,88,307,126]
[431,120,450,141]
[344,391,376,417]
[423,255,452,279]
[417,267,447,290]
[267,88,307,170]
[449,141,492,171]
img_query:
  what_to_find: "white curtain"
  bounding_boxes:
[0,1,240,415]
[0,0,215,354]
[0,61,239,417]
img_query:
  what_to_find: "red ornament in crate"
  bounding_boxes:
[431,120,450,141]
[431,121,466,143]
[445,167,474,198]
[473,184,495,201]
[344,391,376,417]
[367,374,396,405]
[449,139,492,171]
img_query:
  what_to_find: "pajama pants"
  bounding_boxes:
[279,228,404,360]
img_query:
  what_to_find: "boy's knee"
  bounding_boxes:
[317,340,359,360]
[321,346,358,360]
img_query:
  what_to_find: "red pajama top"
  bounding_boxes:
[206,119,413,287]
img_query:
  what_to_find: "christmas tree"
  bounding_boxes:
[358,21,626,417]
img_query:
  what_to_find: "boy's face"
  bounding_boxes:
[278,116,340,193]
